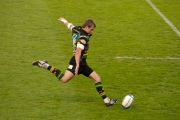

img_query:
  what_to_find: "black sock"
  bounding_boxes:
[47,66,64,80]
[95,82,107,99]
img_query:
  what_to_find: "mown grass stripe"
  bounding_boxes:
[115,56,180,60]
[146,0,180,37]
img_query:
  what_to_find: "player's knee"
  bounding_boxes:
[60,78,69,83]
[95,76,101,82]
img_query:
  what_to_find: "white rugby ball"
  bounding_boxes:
[122,94,134,109]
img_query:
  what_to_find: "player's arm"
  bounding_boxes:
[74,47,81,75]
[58,17,75,31]
[74,39,86,75]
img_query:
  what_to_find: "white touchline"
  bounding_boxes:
[146,0,180,37]
[115,56,180,60]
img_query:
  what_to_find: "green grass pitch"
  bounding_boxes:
[0,0,180,119]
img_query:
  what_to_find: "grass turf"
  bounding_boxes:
[0,0,180,119]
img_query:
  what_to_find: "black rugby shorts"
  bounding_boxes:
[67,64,93,77]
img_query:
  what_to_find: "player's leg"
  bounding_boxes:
[88,71,117,107]
[88,71,107,99]
[88,71,118,107]
[60,70,75,83]
[88,71,107,101]
[83,65,118,107]
[47,63,75,82]
[32,60,74,83]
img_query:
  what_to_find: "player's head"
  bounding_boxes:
[82,19,96,34]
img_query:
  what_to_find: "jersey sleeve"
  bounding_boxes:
[72,26,80,34]
[72,26,78,31]
[76,39,87,50]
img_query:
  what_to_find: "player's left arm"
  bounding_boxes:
[58,17,75,31]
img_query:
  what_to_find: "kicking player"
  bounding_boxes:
[32,17,117,107]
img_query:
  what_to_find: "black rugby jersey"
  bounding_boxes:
[71,26,92,59]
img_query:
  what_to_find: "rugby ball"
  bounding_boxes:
[122,94,134,109]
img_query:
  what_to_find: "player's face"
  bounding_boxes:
[85,26,95,34]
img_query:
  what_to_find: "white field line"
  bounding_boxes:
[146,0,180,37]
[115,56,180,60]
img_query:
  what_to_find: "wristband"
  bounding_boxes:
[67,23,72,29]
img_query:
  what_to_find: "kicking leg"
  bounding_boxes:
[32,60,74,83]
[60,70,74,83]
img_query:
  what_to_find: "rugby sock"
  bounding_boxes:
[95,82,108,102]
[47,66,64,80]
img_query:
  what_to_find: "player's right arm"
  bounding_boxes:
[58,17,75,31]
[74,39,87,75]
[74,47,81,75]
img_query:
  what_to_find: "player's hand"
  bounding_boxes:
[74,65,79,75]
[58,17,67,23]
